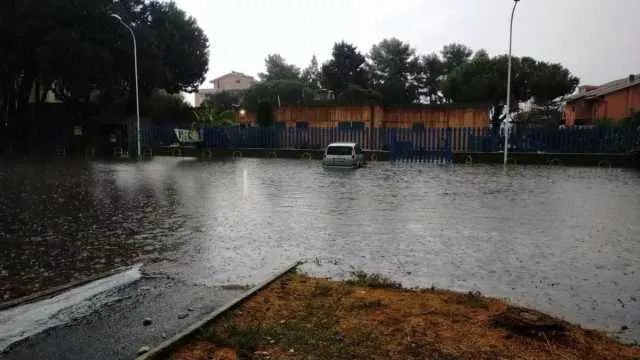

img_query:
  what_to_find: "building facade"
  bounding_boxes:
[239,104,490,129]
[195,71,256,106]
[564,74,640,126]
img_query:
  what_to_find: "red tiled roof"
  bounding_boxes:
[567,74,640,102]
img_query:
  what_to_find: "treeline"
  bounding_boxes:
[206,40,580,129]
[0,0,209,145]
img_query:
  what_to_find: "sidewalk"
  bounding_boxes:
[0,272,245,360]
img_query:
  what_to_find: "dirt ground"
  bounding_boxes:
[171,272,640,360]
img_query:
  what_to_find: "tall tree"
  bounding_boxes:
[192,102,236,128]
[367,38,420,105]
[472,49,490,61]
[441,52,579,130]
[441,43,473,74]
[0,0,209,145]
[530,62,579,106]
[301,55,321,90]
[320,42,368,95]
[203,91,242,111]
[243,80,313,111]
[416,53,445,103]
[146,89,193,124]
[258,54,300,82]
[336,85,381,105]
[144,1,209,93]
[255,100,274,127]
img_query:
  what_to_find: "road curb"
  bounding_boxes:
[135,261,303,360]
[0,263,143,311]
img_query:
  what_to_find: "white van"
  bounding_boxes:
[322,142,365,168]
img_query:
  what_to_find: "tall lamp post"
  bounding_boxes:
[503,0,520,165]
[111,13,141,160]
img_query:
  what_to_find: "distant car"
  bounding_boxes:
[322,142,365,168]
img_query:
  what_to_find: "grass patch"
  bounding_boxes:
[455,290,489,309]
[311,282,332,297]
[208,322,264,359]
[172,274,640,360]
[345,270,402,289]
[200,293,381,360]
[350,298,385,310]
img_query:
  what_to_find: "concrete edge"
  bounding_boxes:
[0,262,144,311]
[135,261,303,360]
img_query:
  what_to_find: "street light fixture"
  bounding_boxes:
[110,13,141,160]
[503,0,520,165]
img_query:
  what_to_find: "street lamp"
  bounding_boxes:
[503,0,520,165]
[110,13,141,160]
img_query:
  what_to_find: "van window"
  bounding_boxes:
[326,146,353,156]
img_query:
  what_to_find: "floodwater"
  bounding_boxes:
[1,157,639,340]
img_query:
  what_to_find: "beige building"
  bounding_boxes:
[195,71,256,106]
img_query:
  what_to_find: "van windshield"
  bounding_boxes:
[326,146,353,156]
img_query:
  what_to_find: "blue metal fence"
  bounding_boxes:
[148,126,639,162]
[465,126,639,153]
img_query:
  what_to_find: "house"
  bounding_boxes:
[564,74,640,126]
[194,71,257,106]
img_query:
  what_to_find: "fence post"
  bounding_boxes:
[388,128,395,161]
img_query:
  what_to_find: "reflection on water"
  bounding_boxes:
[0,157,639,339]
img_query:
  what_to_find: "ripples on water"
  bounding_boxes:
[0,157,639,339]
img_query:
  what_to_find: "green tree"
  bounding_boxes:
[367,38,420,105]
[442,54,515,129]
[243,80,311,111]
[336,85,381,105]
[203,91,242,111]
[320,42,369,95]
[441,51,578,130]
[301,55,321,90]
[144,1,209,93]
[192,103,236,128]
[441,43,473,74]
[258,54,300,82]
[472,49,490,61]
[416,53,445,103]
[256,100,274,127]
[530,62,579,106]
[0,0,209,145]
[146,89,193,124]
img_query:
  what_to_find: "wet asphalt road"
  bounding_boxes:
[0,264,245,360]
[1,156,639,347]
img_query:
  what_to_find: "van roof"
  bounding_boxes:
[327,142,357,147]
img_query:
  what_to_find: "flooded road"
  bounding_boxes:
[1,157,639,340]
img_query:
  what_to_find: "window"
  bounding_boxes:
[296,122,309,129]
[355,145,363,154]
[326,146,353,156]
[235,79,241,84]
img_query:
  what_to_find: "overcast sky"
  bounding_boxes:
[175,0,639,93]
